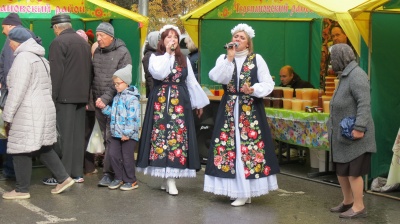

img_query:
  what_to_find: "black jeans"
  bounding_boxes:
[109,138,137,183]
[95,107,113,176]
[84,110,96,173]
[13,146,69,193]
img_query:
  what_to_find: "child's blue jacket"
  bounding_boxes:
[102,86,140,141]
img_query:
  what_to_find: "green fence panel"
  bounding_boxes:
[370,12,400,178]
[199,19,316,87]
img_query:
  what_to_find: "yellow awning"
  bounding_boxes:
[296,0,389,55]
[180,0,227,46]
[351,1,389,47]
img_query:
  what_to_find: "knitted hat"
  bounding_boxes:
[50,14,71,28]
[85,29,95,43]
[113,64,132,85]
[76,29,88,42]
[8,27,31,43]
[2,13,22,26]
[96,22,114,37]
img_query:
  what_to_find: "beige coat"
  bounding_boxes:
[2,38,56,154]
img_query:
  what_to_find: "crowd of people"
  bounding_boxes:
[0,12,376,219]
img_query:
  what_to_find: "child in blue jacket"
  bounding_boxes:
[102,64,140,190]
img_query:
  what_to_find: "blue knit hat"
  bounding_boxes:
[8,27,31,43]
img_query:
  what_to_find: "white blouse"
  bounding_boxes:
[209,53,275,98]
[149,53,210,109]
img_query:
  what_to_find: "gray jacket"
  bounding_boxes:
[2,38,56,154]
[327,61,376,163]
[92,38,132,106]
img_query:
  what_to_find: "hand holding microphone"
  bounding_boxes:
[167,41,176,55]
[224,42,239,49]
[225,42,237,62]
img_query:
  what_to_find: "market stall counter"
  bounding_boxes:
[265,108,333,177]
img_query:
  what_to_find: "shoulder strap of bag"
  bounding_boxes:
[35,54,49,77]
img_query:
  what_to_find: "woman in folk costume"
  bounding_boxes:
[204,23,280,206]
[137,25,209,195]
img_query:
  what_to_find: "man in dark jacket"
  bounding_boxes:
[279,65,314,89]
[92,22,132,187]
[42,14,92,185]
[0,13,42,181]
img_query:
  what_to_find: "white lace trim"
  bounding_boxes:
[137,167,196,178]
[203,175,279,198]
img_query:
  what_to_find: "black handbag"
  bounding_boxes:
[0,87,8,110]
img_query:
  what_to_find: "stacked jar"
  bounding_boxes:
[271,87,284,108]
[263,90,273,107]
[321,75,336,113]
[282,87,293,109]
[292,88,320,111]
[325,75,336,97]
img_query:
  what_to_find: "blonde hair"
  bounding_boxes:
[184,36,197,52]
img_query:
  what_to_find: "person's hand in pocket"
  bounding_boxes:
[352,129,364,140]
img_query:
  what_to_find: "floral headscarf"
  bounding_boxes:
[330,43,356,72]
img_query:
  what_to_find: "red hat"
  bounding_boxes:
[85,29,94,43]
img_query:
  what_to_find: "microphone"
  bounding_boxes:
[171,44,175,51]
[223,42,239,49]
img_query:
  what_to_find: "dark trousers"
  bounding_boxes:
[55,103,86,178]
[2,155,14,177]
[95,107,112,176]
[0,139,15,177]
[13,146,69,193]
[84,110,96,173]
[109,137,137,183]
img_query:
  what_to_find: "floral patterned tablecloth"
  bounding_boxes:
[265,108,330,150]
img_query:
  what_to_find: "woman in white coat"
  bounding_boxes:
[2,27,74,199]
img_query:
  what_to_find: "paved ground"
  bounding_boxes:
[0,165,399,224]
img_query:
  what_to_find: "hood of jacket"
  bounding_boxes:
[13,38,45,57]
[143,44,156,56]
[120,85,140,98]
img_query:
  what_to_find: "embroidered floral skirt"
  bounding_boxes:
[204,139,278,198]
[204,97,279,198]
[137,83,201,176]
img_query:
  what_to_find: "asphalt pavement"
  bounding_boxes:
[0,165,399,224]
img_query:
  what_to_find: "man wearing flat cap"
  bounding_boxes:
[92,22,132,187]
[0,12,42,182]
[43,13,92,185]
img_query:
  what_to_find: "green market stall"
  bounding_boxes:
[369,1,400,180]
[182,0,400,183]
[0,0,148,85]
[181,0,325,88]
[297,0,400,184]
